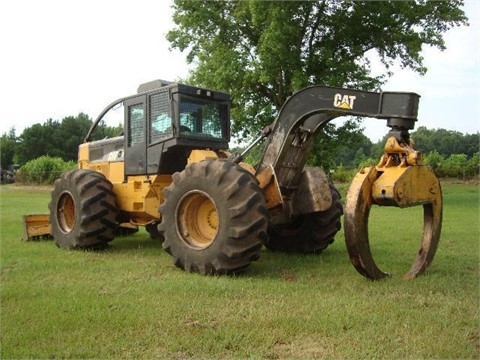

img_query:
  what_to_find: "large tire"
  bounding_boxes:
[158,160,269,275]
[265,182,343,253]
[48,169,119,249]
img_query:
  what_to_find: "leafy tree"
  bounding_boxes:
[442,154,469,178]
[14,113,124,165]
[19,156,76,185]
[466,152,479,177]
[16,120,61,164]
[463,134,480,158]
[412,127,479,158]
[168,0,467,149]
[307,119,373,169]
[424,150,445,174]
[333,127,373,167]
[15,113,93,164]
[55,113,93,161]
[1,128,17,169]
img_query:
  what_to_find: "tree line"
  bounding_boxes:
[1,113,121,168]
[3,114,478,166]
[1,113,477,184]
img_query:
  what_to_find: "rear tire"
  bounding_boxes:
[265,182,342,253]
[48,169,119,249]
[146,222,164,242]
[158,160,268,275]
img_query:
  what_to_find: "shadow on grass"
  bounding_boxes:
[75,229,354,282]
[240,244,352,281]
[106,233,163,252]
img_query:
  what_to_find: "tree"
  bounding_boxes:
[168,0,468,143]
[442,153,469,178]
[424,150,445,174]
[307,119,372,170]
[55,113,93,161]
[1,128,17,169]
[16,120,60,165]
[15,113,93,164]
[412,126,479,158]
[466,152,479,177]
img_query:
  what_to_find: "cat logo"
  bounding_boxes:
[333,93,356,110]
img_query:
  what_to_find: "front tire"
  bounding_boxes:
[48,169,119,249]
[158,160,268,275]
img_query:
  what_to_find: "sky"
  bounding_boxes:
[1,0,479,142]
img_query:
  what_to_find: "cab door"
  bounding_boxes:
[124,96,147,175]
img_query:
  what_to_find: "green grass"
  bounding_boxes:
[1,182,479,359]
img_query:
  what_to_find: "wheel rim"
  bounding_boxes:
[57,191,76,233]
[176,191,219,249]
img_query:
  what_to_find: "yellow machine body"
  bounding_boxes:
[76,145,287,226]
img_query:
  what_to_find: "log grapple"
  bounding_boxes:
[253,86,443,279]
[345,128,442,280]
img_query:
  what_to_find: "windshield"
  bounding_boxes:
[86,100,124,142]
[179,97,227,140]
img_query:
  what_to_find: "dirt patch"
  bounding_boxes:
[1,184,53,191]
[270,336,334,359]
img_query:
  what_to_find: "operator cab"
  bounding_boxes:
[85,80,231,176]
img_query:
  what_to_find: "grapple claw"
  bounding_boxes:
[344,166,390,280]
[402,196,442,279]
[344,137,443,280]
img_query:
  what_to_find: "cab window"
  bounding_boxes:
[149,91,173,143]
[179,98,226,140]
[127,104,145,146]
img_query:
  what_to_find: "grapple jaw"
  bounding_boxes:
[344,136,443,280]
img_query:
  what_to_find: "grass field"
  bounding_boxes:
[1,182,479,359]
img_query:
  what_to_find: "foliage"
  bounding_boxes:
[0,128,17,169]
[11,113,122,166]
[15,113,92,164]
[424,150,445,173]
[329,165,356,183]
[465,152,480,176]
[306,120,373,171]
[412,126,479,159]
[235,126,479,181]
[18,155,76,185]
[1,184,479,358]
[168,0,467,144]
[425,151,479,179]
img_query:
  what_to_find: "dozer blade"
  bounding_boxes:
[344,165,442,280]
[22,214,52,241]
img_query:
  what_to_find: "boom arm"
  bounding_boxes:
[256,85,420,193]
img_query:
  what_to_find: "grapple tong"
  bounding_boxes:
[345,120,442,279]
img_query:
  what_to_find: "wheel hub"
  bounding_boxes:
[176,191,219,249]
[57,191,76,234]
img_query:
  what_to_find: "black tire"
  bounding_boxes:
[48,169,119,249]
[265,182,343,253]
[146,222,164,242]
[115,223,139,236]
[158,160,269,275]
